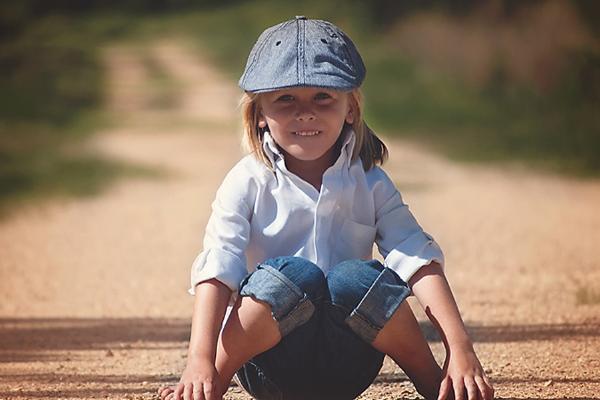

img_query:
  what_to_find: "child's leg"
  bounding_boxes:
[371,301,442,399]
[327,260,441,400]
[216,256,327,396]
[213,293,281,393]
[159,285,282,400]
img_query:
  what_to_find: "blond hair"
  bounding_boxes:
[239,88,388,171]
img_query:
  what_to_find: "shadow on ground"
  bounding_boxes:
[1,318,599,399]
[1,317,598,358]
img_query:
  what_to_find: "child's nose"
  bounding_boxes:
[295,105,316,121]
[296,103,315,121]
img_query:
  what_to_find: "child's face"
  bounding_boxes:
[257,87,354,163]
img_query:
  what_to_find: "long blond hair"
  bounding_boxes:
[239,88,388,171]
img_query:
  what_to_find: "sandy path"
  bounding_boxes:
[0,38,598,399]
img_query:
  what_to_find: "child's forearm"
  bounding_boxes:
[187,278,232,362]
[408,262,473,351]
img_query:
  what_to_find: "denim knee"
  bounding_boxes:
[327,259,411,344]
[239,256,327,337]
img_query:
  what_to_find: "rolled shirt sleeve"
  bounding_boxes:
[371,168,445,284]
[188,162,256,298]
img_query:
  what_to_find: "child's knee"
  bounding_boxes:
[327,259,411,343]
[257,256,327,302]
[327,259,383,309]
[238,256,326,337]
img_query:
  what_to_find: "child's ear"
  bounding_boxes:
[257,109,267,128]
[345,109,354,124]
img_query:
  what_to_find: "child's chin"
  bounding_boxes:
[291,152,327,162]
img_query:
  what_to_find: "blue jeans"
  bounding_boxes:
[234,256,411,400]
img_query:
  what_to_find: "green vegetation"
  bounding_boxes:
[0,9,169,214]
[147,0,599,176]
[364,51,600,175]
[138,47,182,109]
[0,149,162,218]
[1,0,598,214]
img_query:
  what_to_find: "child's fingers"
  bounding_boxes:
[475,375,494,400]
[204,380,222,400]
[453,379,465,400]
[464,376,479,400]
[157,385,172,394]
[437,377,452,400]
[483,374,494,398]
[192,386,201,400]
[201,381,213,400]
[192,382,204,400]
[173,382,185,400]
[183,383,193,400]
[158,385,175,399]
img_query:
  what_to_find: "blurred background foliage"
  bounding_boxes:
[1,0,599,211]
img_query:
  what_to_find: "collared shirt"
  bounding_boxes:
[188,128,444,305]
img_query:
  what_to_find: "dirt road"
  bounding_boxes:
[0,39,598,399]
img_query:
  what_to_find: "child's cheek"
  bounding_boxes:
[270,107,293,120]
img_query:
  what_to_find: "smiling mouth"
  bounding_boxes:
[293,130,321,136]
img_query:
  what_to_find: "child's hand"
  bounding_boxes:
[157,357,223,400]
[437,345,494,400]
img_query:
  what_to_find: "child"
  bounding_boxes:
[159,16,493,400]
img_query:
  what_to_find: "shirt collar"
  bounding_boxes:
[262,126,356,171]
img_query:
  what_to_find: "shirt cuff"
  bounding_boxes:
[188,248,248,300]
[383,231,445,284]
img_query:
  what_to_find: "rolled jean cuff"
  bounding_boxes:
[344,267,411,344]
[239,264,315,337]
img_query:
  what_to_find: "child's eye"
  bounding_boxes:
[276,95,294,102]
[315,92,332,100]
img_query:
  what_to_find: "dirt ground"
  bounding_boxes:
[0,39,599,400]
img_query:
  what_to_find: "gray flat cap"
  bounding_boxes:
[239,16,366,93]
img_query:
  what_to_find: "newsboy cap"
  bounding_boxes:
[239,16,366,93]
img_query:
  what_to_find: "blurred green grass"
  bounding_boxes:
[0,10,162,214]
[137,0,599,175]
[1,0,598,214]
[138,46,182,109]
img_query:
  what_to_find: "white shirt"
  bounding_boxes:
[188,128,444,306]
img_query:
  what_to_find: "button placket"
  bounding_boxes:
[313,172,340,267]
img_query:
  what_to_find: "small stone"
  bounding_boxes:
[544,379,554,387]
[105,349,114,357]
[484,368,493,374]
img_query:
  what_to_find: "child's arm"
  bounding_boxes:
[409,261,494,400]
[172,278,231,400]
